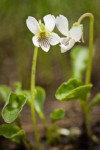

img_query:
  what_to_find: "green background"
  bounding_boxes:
[0,0,100,93]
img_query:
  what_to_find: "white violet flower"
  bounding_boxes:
[26,14,60,52]
[56,15,83,53]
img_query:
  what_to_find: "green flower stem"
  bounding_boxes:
[30,46,41,150]
[78,13,94,85]
[78,13,94,137]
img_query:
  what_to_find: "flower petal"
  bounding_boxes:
[26,16,40,34]
[69,25,83,42]
[39,40,50,52]
[56,15,69,36]
[32,36,40,47]
[49,32,60,45]
[43,14,55,32]
[60,38,75,53]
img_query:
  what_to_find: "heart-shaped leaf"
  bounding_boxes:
[34,86,46,118]
[55,78,92,101]
[2,92,27,123]
[50,108,65,122]
[0,85,11,102]
[0,124,25,143]
[70,46,89,79]
[89,94,100,111]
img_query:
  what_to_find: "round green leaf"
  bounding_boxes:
[50,108,65,122]
[2,92,27,123]
[0,124,25,141]
[55,78,92,101]
[0,85,11,102]
[34,86,46,118]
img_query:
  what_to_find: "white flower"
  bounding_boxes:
[56,15,83,53]
[26,14,60,52]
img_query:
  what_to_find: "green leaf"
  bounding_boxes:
[18,90,31,105]
[2,92,27,123]
[13,82,22,93]
[0,124,25,143]
[0,85,11,102]
[55,78,92,101]
[89,94,100,111]
[50,108,65,122]
[34,86,46,118]
[70,46,89,79]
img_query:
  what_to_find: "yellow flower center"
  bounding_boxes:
[40,32,46,39]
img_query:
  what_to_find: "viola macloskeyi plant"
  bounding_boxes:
[55,13,100,142]
[0,13,100,150]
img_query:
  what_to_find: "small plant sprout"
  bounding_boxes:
[56,15,83,53]
[26,14,60,52]
[47,108,65,144]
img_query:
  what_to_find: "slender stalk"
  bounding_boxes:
[78,13,94,85]
[41,114,48,129]
[30,46,41,150]
[78,13,94,137]
[22,136,35,150]
[16,116,35,150]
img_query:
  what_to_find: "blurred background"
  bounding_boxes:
[0,0,100,126]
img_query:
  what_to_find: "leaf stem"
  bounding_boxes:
[78,13,94,137]
[41,115,48,129]
[30,46,41,150]
[22,136,35,150]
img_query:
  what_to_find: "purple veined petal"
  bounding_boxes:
[26,16,40,34]
[56,15,69,36]
[43,14,55,32]
[39,39,50,52]
[60,38,75,53]
[32,35,40,47]
[69,25,83,42]
[49,32,60,45]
